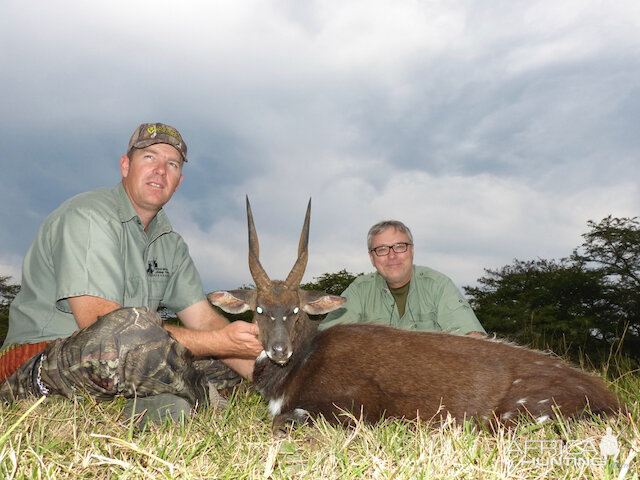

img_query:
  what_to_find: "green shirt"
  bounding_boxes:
[2,183,206,348]
[319,266,485,334]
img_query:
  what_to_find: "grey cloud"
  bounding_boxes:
[1,0,638,294]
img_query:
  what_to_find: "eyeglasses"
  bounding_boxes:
[369,242,413,257]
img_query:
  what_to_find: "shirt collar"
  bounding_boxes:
[111,182,173,237]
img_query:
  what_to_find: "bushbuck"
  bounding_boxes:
[208,198,620,433]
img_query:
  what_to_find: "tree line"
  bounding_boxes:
[462,215,639,367]
[2,215,638,368]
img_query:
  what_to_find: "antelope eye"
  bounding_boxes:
[293,307,299,314]
[256,306,263,314]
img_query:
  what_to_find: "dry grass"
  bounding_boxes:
[1,377,638,479]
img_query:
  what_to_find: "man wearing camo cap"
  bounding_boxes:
[0,123,263,424]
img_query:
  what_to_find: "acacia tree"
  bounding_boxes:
[572,216,640,289]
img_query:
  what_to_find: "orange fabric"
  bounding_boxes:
[0,341,50,383]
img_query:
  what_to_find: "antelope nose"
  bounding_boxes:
[272,342,287,355]
[269,342,291,364]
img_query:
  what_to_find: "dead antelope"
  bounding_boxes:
[208,198,620,433]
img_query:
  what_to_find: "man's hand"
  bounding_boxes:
[465,331,486,338]
[218,320,263,358]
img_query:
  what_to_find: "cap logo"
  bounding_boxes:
[147,124,182,145]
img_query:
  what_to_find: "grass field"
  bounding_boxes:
[1,368,638,480]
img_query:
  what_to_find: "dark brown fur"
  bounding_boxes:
[252,320,620,430]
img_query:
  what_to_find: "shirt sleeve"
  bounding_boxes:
[318,281,364,330]
[51,208,125,312]
[436,278,486,335]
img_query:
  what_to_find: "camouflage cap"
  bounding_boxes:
[127,123,188,163]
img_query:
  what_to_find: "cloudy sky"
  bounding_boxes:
[1,0,638,295]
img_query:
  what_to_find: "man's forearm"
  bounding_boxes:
[164,324,257,379]
[164,324,225,357]
[220,358,255,380]
[68,295,122,329]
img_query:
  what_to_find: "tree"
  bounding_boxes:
[1,275,20,344]
[300,269,360,295]
[572,216,640,290]
[571,216,640,360]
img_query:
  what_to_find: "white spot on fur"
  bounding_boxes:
[512,378,522,384]
[536,415,550,424]
[293,408,309,420]
[269,397,284,416]
[517,398,528,405]
[501,412,514,420]
[538,398,550,404]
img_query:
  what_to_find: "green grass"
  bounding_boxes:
[1,374,638,480]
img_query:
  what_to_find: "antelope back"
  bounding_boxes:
[208,197,345,365]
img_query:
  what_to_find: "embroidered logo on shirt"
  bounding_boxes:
[147,258,169,278]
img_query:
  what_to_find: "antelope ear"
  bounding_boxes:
[207,290,257,314]
[300,290,347,315]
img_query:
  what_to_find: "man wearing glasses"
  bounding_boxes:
[319,220,485,337]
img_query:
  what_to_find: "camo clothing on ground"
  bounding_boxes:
[192,358,243,392]
[0,307,240,406]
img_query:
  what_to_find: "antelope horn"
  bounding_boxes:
[246,196,271,289]
[284,198,311,289]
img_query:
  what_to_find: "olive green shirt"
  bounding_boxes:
[2,183,206,349]
[318,266,485,334]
